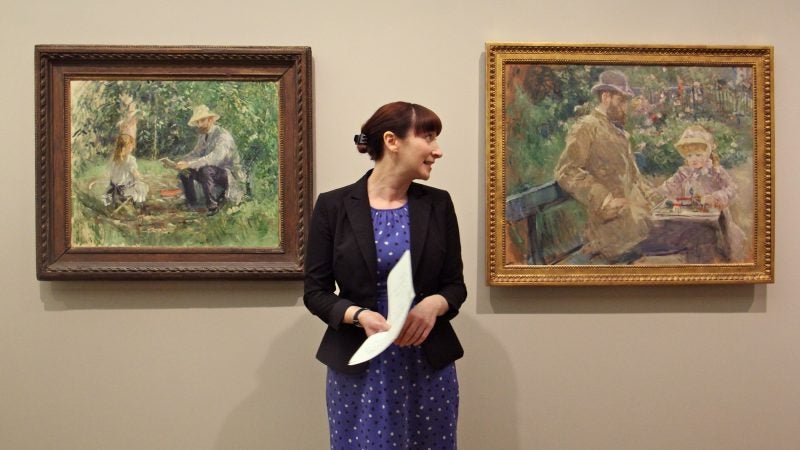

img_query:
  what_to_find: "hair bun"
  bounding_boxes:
[356,143,369,154]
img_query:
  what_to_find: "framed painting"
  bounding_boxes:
[486,43,774,285]
[35,45,313,280]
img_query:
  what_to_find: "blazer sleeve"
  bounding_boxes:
[303,193,356,330]
[436,191,467,321]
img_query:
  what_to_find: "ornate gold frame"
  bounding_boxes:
[486,43,774,285]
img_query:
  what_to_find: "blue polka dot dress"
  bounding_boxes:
[326,204,459,450]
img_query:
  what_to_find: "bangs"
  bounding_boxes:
[411,104,442,136]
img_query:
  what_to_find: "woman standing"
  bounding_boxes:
[304,101,467,449]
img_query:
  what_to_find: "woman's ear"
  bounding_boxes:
[383,131,399,154]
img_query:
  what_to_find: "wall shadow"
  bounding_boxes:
[481,283,763,314]
[213,315,511,449]
[475,51,765,316]
[215,314,329,449]
[39,280,303,310]
[455,313,520,449]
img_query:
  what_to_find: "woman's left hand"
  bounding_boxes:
[395,295,449,347]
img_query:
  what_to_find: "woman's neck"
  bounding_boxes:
[368,163,410,209]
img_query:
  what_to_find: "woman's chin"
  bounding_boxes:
[418,165,434,179]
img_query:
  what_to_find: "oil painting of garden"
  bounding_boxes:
[503,64,755,266]
[69,79,281,248]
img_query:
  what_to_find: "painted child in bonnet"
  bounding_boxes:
[657,125,748,261]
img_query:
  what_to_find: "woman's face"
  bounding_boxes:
[395,130,443,181]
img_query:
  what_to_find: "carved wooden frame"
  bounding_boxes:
[35,45,313,280]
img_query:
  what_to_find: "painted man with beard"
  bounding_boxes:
[555,70,656,263]
[175,105,246,216]
[555,70,721,263]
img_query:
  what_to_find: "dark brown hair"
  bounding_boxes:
[356,101,442,160]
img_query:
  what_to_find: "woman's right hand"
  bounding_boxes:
[359,310,391,336]
[346,306,390,336]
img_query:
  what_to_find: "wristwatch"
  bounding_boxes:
[352,307,369,328]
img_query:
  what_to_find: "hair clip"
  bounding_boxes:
[354,133,368,145]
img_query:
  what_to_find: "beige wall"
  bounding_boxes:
[2,1,799,449]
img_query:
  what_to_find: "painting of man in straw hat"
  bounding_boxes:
[70,79,280,248]
[170,104,247,217]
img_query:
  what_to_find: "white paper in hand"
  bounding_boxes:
[348,250,415,365]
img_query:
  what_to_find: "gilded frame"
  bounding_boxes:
[35,45,313,280]
[486,43,774,285]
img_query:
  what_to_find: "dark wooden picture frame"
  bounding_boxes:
[35,45,313,280]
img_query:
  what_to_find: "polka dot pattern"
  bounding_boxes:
[326,204,459,449]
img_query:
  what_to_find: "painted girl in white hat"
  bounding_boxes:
[658,124,748,261]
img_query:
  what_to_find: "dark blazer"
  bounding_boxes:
[304,170,467,374]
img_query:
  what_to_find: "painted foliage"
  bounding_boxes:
[70,80,280,248]
[504,64,754,265]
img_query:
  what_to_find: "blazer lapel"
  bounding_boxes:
[408,183,432,280]
[343,172,378,285]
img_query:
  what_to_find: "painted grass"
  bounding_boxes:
[71,159,280,248]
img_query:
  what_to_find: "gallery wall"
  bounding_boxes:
[2,0,799,448]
